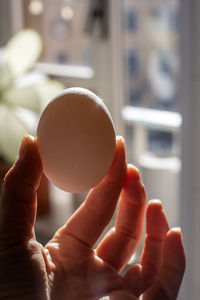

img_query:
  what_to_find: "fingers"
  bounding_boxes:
[142,228,186,300]
[0,135,43,245]
[124,200,169,295]
[123,264,142,297]
[96,165,146,272]
[140,200,169,280]
[58,136,127,247]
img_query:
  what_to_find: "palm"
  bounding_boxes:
[45,234,135,300]
[11,236,133,300]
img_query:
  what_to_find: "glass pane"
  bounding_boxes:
[23,0,92,66]
[123,0,180,111]
[121,0,181,232]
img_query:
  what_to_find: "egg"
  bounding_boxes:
[36,87,116,193]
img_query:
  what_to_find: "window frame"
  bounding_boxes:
[179,0,200,299]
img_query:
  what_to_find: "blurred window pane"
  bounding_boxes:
[148,129,173,156]
[23,0,92,66]
[122,0,180,111]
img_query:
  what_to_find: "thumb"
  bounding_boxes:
[0,135,43,247]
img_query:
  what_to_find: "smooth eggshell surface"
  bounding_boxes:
[36,87,116,193]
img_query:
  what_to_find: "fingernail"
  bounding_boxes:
[127,164,140,176]
[116,135,124,141]
[19,135,34,160]
[171,227,181,233]
[148,199,162,205]
[116,135,126,162]
[116,135,125,145]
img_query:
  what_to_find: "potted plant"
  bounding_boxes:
[0,29,65,216]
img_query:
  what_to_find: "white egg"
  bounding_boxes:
[36,87,116,193]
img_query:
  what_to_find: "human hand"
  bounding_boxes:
[0,135,185,299]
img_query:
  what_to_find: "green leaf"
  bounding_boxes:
[5,29,42,79]
[0,106,32,163]
[3,79,65,113]
[3,84,41,112]
[0,104,7,128]
[34,79,65,112]
[0,63,13,90]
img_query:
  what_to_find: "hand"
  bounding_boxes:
[0,135,185,300]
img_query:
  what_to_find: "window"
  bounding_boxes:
[122,0,180,111]
[23,0,93,66]
[120,0,181,232]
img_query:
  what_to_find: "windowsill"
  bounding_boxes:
[35,62,95,79]
[122,106,182,132]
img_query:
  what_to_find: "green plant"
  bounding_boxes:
[0,29,64,163]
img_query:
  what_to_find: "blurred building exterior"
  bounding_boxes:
[24,0,179,111]
[24,0,92,66]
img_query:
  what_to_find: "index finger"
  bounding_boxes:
[0,135,42,244]
[57,136,127,247]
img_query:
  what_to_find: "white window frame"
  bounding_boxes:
[179,0,200,299]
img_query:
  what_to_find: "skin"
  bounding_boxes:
[0,135,185,300]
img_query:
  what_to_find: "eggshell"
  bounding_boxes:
[36,87,116,193]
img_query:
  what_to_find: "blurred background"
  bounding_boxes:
[0,0,198,299]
